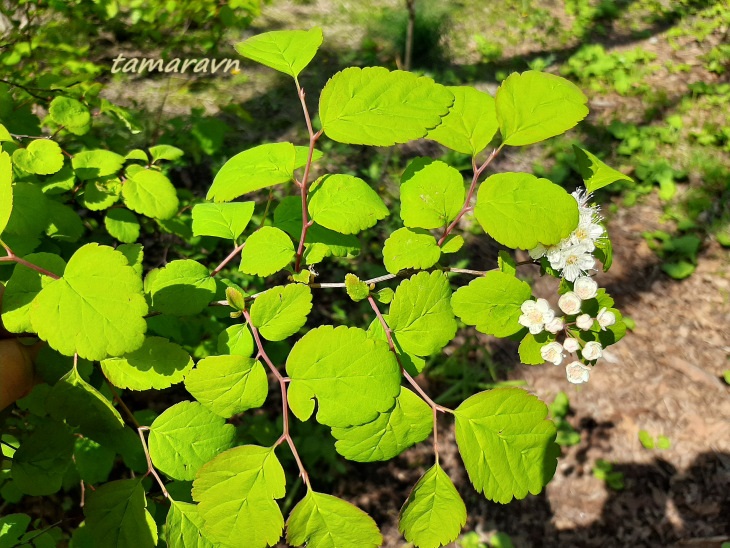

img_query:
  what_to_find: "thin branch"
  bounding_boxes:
[137,427,169,498]
[210,242,245,277]
[104,379,140,429]
[0,247,62,279]
[437,147,502,247]
[312,273,398,289]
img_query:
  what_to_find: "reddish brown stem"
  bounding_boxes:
[137,427,169,498]
[0,247,61,280]
[210,242,245,277]
[242,309,310,488]
[437,147,501,247]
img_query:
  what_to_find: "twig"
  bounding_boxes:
[210,242,245,277]
[0,244,62,279]
[137,427,169,498]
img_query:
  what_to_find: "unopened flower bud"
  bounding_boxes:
[545,317,564,334]
[596,307,616,330]
[581,341,603,361]
[558,292,582,315]
[574,276,598,300]
[563,337,580,353]
[566,361,591,384]
[541,342,565,365]
[575,313,594,331]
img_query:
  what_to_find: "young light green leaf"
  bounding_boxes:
[286,325,401,428]
[0,151,13,236]
[427,86,499,155]
[573,145,633,192]
[149,401,236,481]
[454,387,559,503]
[100,336,194,390]
[122,169,179,220]
[72,149,125,180]
[47,366,125,434]
[149,144,184,162]
[383,227,441,274]
[287,491,382,548]
[451,271,532,337]
[1,252,66,333]
[11,421,74,496]
[319,67,454,146]
[367,314,426,376]
[192,445,286,548]
[331,387,432,462]
[217,324,255,357]
[84,479,158,548]
[12,139,64,175]
[518,332,549,365]
[166,500,217,548]
[30,243,148,360]
[80,178,121,211]
[206,142,296,202]
[184,356,268,418]
[474,172,579,249]
[345,273,370,302]
[0,123,13,142]
[399,464,467,548]
[441,235,464,254]
[250,284,312,341]
[308,174,389,234]
[239,226,295,277]
[105,208,140,243]
[118,243,144,276]
[400,160,465,229]
[389,271,457,357]
[235,27,323,78]
[147,259,217,316]
[496,71,588,146]
[191,202,256,240]
[294,146,324,169]
[48,96,91,135]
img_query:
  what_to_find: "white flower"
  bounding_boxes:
[528,243,546,260]
[571,217,604,250]
[563,337,580,353]
[574,276,598,300]
[566,361,591,384]
[575,313,594,330]
[545,317,565,334]
[572,188,592,209]
[558,244,596,282]
[596,307,616,330]
[541,342,565,365]
[581,341,603,361]
[518,298,555,335]
[558,291,582,315]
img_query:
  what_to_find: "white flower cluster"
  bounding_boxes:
[518,275,617,385]
[528,188,605,282]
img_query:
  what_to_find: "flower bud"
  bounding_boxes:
[563,337,580,353]
[541,342,564,365]
[581,341,603,361]
[566,361,591,384]
[574,276,598,300]
[545,317,564,334]
[597,307,616,330]
[575,313,594,330]
[558,292,582,315]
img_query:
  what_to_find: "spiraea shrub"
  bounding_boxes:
[0,27,629,548]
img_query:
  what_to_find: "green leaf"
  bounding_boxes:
[1,252,66,333]
[427,86,498,155]
[105,208,140,243]
[100,336,194,390]
[440,234,464,254]
[12,139,64,175]
[399,464,467,548]
[149,401,236,481]
[11,421,74,496]
[239,226,295,277]
[4,182,49,237]
[207,143,296,202]
[498,250,517,276]
[294,146,324,169]
[148,259,217,316]
[74,437,116,484]
[80,178,121,211]
[595,231,613,271]
[389,271,457,357]
[638,430,654,449]
[192,202,255,240]
[573,146,633,192]
[122,169,179,220]
[84,479,158,548]
[48,96,91,134]
[366,314,426,376]
[399,160,465,229]
[217,324,254,357]
[518,332,550,365]
[496,71,588,146]
[30,244,148,360]
[47,366,125,434]
[0,123,13,142]
[286,325,401,427]
[72,150,125,180]
[331,387,432,462]
[345,273,370,302]
[454,387,558,503]
[250,284,313,341]
[319,67,454,146]
[451,271,531,337]
[41,163,75,194]
[165,500,217,548]
[0,151,13,236]
[236,27,323,78]
[118,243,144,276]
[149,144,184,162]
[192,445,286,548]
[185,356,268,418]
[46,200,84,242]
[287,491,382,548]
[308,174,388,234]
[0,514,31,547]
[383,227,441,275]
[474,172,579,249]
